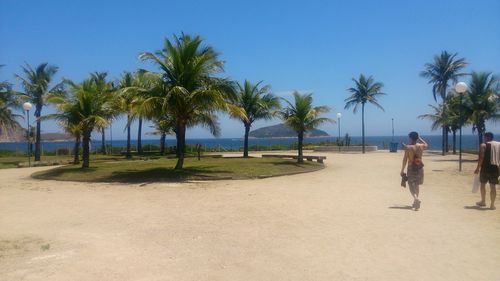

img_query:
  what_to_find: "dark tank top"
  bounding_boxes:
[482,143,497,171]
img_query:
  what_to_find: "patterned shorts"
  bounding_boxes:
[407,167,424,186]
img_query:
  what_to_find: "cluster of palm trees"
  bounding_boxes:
[0,34,333,168]
[420,51,499,155]
[3,35,496,171]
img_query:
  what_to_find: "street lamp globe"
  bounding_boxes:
[23,102,33,111]
[455,82,468,94]
[336,112,342,119]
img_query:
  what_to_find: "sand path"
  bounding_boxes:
[0,151,499,281]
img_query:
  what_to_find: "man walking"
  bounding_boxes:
[474,132,498,210]
[401,132,428,211]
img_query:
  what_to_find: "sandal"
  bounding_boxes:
[490,206,496,210]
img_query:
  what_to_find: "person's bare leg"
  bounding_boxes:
[490,183,496,210]
[408,183,417,199]
[477,183,487,206]
[414,184,421,210]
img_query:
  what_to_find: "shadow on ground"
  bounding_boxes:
[106,166,231,183]
[432,159,477,163]
[464,205,493,211]
[388,205,414,210]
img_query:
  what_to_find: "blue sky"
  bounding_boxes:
[1,0,499,140]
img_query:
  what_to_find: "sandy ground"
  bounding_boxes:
[0,151,499,281]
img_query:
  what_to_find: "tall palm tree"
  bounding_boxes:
[0,66,22,136]
[131,71,157,155]
[65,76,114,168]
[279,92,332,163]
[344,74,386,154]
[116,72,137,159]
[139,34,236,169]
[229,80,280,157]
[420,51,467,155]
[15,63,62,161]
[465,71,499,146]
[89,72,115,155]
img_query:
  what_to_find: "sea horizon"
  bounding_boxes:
[0,134,485,153]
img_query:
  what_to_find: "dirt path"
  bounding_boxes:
[0,151,499,281]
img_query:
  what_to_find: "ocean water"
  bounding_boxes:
[0,134,483,153]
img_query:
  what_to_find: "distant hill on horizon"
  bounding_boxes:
[0,124,73,143]
[249,123,330,138]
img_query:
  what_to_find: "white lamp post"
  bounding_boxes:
[23,102,33,167]
[455,82,468,172]
[336,112,342,152]
[336,112,342,137]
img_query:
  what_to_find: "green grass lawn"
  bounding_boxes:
[0,155,74,169]
[0,154,129,169]
[31,157,324,182]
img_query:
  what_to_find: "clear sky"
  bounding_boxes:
[1,0,499,140]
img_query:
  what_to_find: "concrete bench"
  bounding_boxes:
[261,154,326,163]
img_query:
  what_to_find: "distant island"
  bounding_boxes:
[0,123,73,143]
[249,123,330,138]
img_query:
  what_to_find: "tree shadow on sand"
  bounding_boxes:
[104,166,232,183]
[33,166,98,178]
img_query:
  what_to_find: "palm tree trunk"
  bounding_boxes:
[73,135,80,164]
[452,129,457,154]
[441,126,446,156]
[82,130,91,168]
[478,121,485,147]
[362,103,365,154]
[137,117,143,155]
[160,132,166,156]
[441,87,447,156]
[175,123,186,170]
[445,126,450,153]
[101,128,107,155]
[243,123,251,158]
[34,105,42,161]
[297,131,304,163]
[126,116,132,159]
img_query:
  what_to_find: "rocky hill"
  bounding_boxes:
[249,123,330,138]
[0,123,72,142]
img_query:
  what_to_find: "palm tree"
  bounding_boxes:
[15,63,62,161]
[279,92,332,163]
[229,80,280,157]
[116,72,137,159]
[420,51,467,155]
[418,103,452,148]
[139,34,235,169]
[65,76,114,168]
[150,115,176,156]
[465,71,500,146]
[131,71,157,155]
[44,93,83,164]
[0,66,22,135]
[89,72,115,155]
[344,74,386,154]
[444,93,470,154]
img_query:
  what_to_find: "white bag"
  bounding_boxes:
[471,174,480,193]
